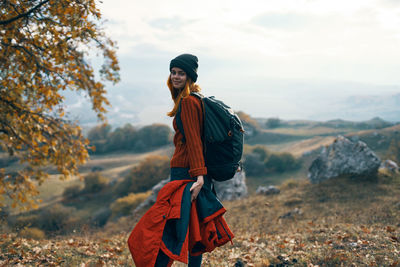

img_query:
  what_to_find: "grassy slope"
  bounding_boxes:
[2,122,400,266]
[1,174,399,266]
[215,174,400,266]
[5,146,173,214]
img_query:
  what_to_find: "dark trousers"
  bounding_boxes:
[155,249,202,267]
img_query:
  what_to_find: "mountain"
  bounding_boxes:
[62,81,172,130]
[307,93,400,123]
[63,86,400,129]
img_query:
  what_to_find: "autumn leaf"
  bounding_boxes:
[0,0,120,210]
[386,226,396,233]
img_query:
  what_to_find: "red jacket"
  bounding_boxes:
[127,178,234,267]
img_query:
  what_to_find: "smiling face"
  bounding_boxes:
[170,67,187,90]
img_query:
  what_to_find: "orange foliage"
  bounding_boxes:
[0,0,120,210]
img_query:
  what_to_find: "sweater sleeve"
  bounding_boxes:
[181,96,207,177]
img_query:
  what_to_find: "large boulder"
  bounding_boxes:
[133,177,169,214]
[308,135,381,184]
[213,171,248,201]
[133,171,248,214]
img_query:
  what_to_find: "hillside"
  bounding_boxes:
[246,117,398,151]
[1,174,399,266]
[3,146,173,213]
[1,118,400,266]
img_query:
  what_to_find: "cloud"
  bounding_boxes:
[88,0,400,125]
[380,0,400,7]
[251,12,316,30]
[148,16,197,31]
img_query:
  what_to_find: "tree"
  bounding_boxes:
[236,111,259,129]
[0,0,120,210]
[87,124,112,141]
[135,124,172,150]
[265,117,281,129]
[115,155,170,197]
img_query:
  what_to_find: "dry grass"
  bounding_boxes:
[2,174,399,266]
[261,126,355,136]
[5,147,173,215]
[274,136,336,157]
[217,175,400,266]
[2,124,400,266]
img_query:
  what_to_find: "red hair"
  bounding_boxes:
[167,75,201,117]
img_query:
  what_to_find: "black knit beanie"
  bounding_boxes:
[169,54,198,82]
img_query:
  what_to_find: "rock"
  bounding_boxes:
[349,135,359,142]
[308,135,381,184]
[380,159,399,173]
[213,171,248,201]
[133,177,170,214]
[256,185,280,195]
[279,208,302,219]
[234,259,245,267]
[277,255,290,264]
[134,171,248,214]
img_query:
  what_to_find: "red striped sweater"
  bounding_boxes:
[170,95,207,178]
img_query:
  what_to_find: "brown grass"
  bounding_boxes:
[261,126,355,136]
[2,124,400,266]
[2,174,399,266]
[217,174,400,266]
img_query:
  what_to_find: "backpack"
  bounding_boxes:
[176,92,244,181]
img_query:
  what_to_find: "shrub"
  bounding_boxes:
[0,207,9,227]
[243,153,265,176]
[38,203,77,233]
[88,123,172,154]
[19,227,45,240]
[106,124,137,152]
[236,111,259,129]
[265,117,281,128]
[116,155,170,196]
[134,124,172,151]
[14,214,40,230]
[87,124,112,141]
[83,172,108,193]
[243,145,270,176]
[386,132,400,163]
[90,139,108,154]
[90,207,112,227]
[265,152,301,173]
[243,145,302,176]
[110,191,151,219]
[62,184,83,199]
[252,145,270,161]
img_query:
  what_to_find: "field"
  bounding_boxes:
[1,119,400,266]
[3,146,173,213]
[1,174,399,266]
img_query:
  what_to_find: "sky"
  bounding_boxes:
[69,0,400,126]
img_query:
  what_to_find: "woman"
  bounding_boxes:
[128,54,234,267]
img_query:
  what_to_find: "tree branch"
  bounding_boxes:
[0,0,50,26]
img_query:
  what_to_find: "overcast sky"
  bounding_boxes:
[85,0,400,124]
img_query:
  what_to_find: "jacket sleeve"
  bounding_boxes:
[181,96,207,177]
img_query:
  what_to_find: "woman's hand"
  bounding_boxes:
[190,175,204,201]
